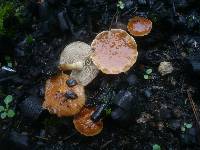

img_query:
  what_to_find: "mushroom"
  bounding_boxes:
[43,73,85,117]
[73,106,103,136]
[90,29,138,74]
[127,16,152,36]
[59,41,99,86]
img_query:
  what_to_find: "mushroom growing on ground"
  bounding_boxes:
[59,41,99,86]
[91,29,138,74]
[127,16,152,36]
[73,106,103,136]
[43,73,85,117]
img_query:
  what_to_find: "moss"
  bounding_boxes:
[0,2,14,35]
[0,0,27,37]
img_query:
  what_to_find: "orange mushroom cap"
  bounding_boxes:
[127,16,152,36]
[43,73,85,117]
[73,106,103,136]
[91,29,138,74]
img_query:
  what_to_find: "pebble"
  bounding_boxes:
[143,89,152,98]
[158,61,173,76]
[65,91,78,99]
[172,108,182,118]
[136,112,154,123]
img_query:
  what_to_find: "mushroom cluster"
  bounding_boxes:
[43,15,152,136]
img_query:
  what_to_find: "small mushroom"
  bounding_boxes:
[43,73,85,117]
[73,106,103,136]
[127,16,152,36]
[59,41,99,86]
[91,29,138,74]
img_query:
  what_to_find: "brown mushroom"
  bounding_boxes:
[43,73,85,117]
[73,106,103,136]
[59,41,99,86]
[91,29,138,74]
[127,16,152,36]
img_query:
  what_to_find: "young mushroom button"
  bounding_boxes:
[43,73,85,117]
[127,16,152,36]
[59,41,99,86]
[91,29,138,74]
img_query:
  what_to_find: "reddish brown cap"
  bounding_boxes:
[91,29,138,74]
[127,16,152,36]
[43,73,85,117]
[73,106,103,136]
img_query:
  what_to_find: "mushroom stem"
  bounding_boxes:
[59,62,83,71]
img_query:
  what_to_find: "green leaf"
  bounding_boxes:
[146,69,152,75]
[4,95,13,105]
[7,62,12,67]
[185,123,192,129]
[181,126,186,132]
[117,1,125,10]
[152,144,161,150]
[1,112,7,119]
[0,106,5,112]
[105,108,112,116]
[144,74,149,80]
[7,109,15,118]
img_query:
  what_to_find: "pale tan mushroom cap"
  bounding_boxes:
[91,29,138,74]
[73,106,103,136]
[60,41,99,86]
[43,73,85,117]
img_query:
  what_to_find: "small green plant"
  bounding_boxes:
[26,34,34,45]
[0,95,15,119]
[144,68,153,79]
[5,56,12,67]
[105,108,112,116]
[152,144,161,150]
[117,0,125,10]
[0,2,14,35]
[181,123,192,132]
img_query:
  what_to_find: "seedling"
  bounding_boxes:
[152,144,161,150]
[117,0,125,10]
[105,108,112,116]
[0,95,15,119]
[181,123,192,132]
[5,56,12,67]
[26,34,34,45]
[144,68,152,79]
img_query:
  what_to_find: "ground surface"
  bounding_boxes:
[0,0,200,150]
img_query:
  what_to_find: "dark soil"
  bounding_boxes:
[0,0,200,149]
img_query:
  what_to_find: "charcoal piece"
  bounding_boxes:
[19,96,43,121]
[111,108,131,122]
[57,11,69,32]
[113,90,134,111]
[91,104,107,122]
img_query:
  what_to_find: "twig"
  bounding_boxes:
[63,132,76,141]
[100,140,112,150]
[109,9,119,30]
[187,89,200,129]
